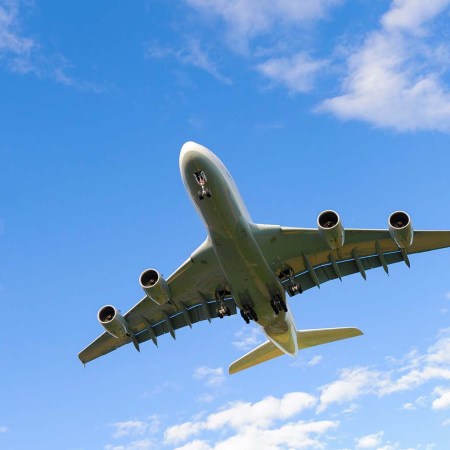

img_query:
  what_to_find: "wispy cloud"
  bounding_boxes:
[186,0,343,51]
[112,420,149,439]
[355,431,384,449]
[320,0,450,132]
[307,355,323,367]
[105,439,154,450]
[0,0,34,56]
[0,1,108,92]
[318,328,450,412]
[147,39,231,85]
[257,52,328,93]
[193,366,225,387]
[232,327,265,351]
[0,425,8,433]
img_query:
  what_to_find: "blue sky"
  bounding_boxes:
[1,1,450,449]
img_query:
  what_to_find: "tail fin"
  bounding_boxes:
[229,327,363,375]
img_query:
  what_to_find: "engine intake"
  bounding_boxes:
[388,211,413,248]
[317,210,345,249]
[98,305,130,339]
[139,268,171,305]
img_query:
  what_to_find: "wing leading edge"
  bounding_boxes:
[253,225,450,294]
[79,238,231,364]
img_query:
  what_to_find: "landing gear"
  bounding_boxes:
[198,188,211,200]
[278,267,302,297]
[240,304,258,323]
[216,289,232,319]
[194,170,211,200]
[288,283,303,296]
[218,305,231,319]
[270,294,287,315]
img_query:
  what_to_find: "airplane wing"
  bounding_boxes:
[79,239,234,364]
[253,224,450,294]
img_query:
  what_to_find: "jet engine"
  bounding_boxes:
[388,211,413,248]
[317,210,345,249]
[98,305,130,339]
[139,268,171,305]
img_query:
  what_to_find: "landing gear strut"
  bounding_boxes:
[270,294,288,315]
[194,170,212,200]
[240,304,258,324]
[278,267,302,297]
[216,290,232,319]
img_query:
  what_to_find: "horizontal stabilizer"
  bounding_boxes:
[229,327,363,375]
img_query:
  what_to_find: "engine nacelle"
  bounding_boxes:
[317,210,345,249]
[98,305,130,339]
[139,268,171,305]
[388,211,413,248]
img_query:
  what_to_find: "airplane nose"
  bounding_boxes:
[179,141,210,171]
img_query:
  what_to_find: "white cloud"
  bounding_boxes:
[355,431,384,448]
[165,391,317,445]
[193,366,226,387]
[321,0,450,132]
[257,52,327,93]
[186,0,342,49]
[164,421,204,445]
[105,440,153,450]
[0,0,34,56]
[318,329,450,411]
[443,418,450,426]
[307,355,323,367]
[232,327,265,351]
[402,402,416,410]
[432,387,450,410]
[174,440,212,450]
[317,367,386,412]
[147,39,231,84]
[112,420,148,439]
[381,0,450,33]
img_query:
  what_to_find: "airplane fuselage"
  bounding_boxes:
[180,142,298,355]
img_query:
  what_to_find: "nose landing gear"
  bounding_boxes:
[194,170,212,200]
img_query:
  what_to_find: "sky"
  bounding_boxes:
[1,0,450,449]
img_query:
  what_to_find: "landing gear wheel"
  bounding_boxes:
[198,190,204,200]
[270,299,279,315]
[240,309,250,324]
[226,306,231,316]
[240,305,257,323]
[206,188,212,198]
[271,295,288,314]
[288,283,302,296]
[250,305,258,321]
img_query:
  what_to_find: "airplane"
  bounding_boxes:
[79,141,450,374]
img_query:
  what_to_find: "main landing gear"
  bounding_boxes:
[240,304,258,324]
[270,294,288,315]
[278,267,303,297]
[216,290,232,319]
[194,170,212,200]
